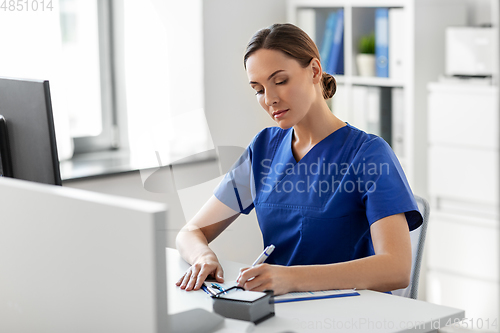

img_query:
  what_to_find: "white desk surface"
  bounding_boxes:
[167,248,464,333]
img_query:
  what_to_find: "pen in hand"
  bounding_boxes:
[251,244,275,266]
[237,244,275,284]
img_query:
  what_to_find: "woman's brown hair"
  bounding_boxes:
[244,23,336,100]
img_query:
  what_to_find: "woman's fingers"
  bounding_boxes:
[175,273,184,286]
[177,265,198,290]
[236,266,251,283]
[176,268,194,286]
[177,262,224,291]
[237,265,262,287]
[215,265,225,282]
[193,263,216,290]
[178,270,190,288]
[185,264,203,291]
[243,274,267,291]
[237,264,290,295]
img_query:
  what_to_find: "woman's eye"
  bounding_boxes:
[276,79,287,85]
[255,89,264,95]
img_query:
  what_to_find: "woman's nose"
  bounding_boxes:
[265,90,279,106]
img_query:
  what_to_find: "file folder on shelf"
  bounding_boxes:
[375,8,389,77]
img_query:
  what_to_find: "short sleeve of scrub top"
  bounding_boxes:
[213,124,423,266]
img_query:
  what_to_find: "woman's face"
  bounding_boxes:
[246,49,319,129]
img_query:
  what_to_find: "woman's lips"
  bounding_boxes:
[273,109,289,118]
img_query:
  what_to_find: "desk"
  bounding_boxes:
[167,248,464,333]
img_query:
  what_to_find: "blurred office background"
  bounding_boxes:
[0,0,497,330]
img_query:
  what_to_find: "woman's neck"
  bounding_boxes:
[291,100,346,161]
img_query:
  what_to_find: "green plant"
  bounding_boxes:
[358,32,375,54]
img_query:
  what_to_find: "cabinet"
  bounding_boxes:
[427,83,499,326]
[287,0,467,194]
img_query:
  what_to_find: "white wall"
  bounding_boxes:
[202,0,284,149]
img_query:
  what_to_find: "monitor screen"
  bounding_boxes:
[0,77,61,185]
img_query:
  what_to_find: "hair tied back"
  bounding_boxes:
[321,72,336,100]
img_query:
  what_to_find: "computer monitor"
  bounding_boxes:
[0,77,62,185]
[0,176,168,332]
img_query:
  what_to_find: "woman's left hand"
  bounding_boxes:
[236,264,293,296]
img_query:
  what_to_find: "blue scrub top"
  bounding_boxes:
[214,123,422,266]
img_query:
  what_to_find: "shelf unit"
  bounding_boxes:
[287,0,468,194]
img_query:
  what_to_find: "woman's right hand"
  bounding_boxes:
[176,255,224,291]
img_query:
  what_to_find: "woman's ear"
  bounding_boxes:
[310,58,322,84]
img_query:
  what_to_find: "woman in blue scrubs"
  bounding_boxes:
[176,23,422,295]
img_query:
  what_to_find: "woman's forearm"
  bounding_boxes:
[290,253,410,293]
[175,195,241,265]
[175,227,218,265]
